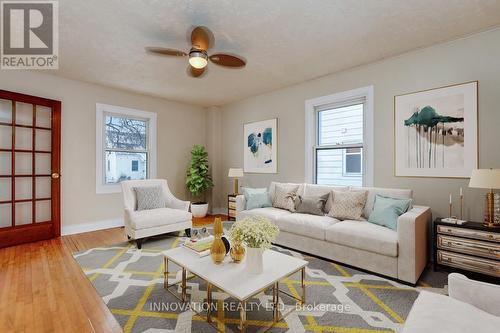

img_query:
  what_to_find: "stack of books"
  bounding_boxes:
[182,235,214,257]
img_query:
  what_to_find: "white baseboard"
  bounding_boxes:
[62,218,124,236]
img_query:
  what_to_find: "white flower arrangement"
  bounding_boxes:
[229,216,279,249]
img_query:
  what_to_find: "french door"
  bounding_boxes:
[0,90,61,248]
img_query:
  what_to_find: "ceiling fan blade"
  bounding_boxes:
[209,54,246,68]
[191,26,212,51]
[188,65,206,78]
[145,47,187,57]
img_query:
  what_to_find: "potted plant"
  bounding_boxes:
[186,144,214,218]
[229,216,279,274]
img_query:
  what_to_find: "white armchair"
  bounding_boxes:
[121,179,192,249]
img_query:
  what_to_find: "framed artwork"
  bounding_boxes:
[243,118,278,173]
[394,81,478,178]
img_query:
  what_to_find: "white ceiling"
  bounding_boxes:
[53,0,500,107]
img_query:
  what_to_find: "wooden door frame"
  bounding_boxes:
[0,90,61,248]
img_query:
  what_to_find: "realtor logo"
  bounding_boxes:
[1,1,58,69]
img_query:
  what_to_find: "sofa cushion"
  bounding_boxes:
[352,187,412,218]
[368,195,412,230]
[303,184,349,213]
[242,187,272,210]
[269,182,305,202]
[276,213,340,241]
[325,220,398,257]
[328,190,368,221]
[273,184,299,212]
[294,194,329,216]
[130,208,191,229]
[238,207,292,224]
[402,291,500,333]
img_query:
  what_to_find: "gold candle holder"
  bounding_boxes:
[460,194,464,220]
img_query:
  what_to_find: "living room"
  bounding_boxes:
[1,1,500,332]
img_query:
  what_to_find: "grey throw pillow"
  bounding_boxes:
[294,194,329,216]
[273,184,299,212]
[134,186,165,211]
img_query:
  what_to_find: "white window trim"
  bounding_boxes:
[304,86,374,186]
[96,103,157,194]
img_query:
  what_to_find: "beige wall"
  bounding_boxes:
[0,71,206,231]
[219,28,500,222]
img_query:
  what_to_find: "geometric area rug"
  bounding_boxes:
[73,225,447,333]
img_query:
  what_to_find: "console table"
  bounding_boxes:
[434,218,500,282]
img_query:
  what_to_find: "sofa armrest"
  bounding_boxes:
[448,273,500,316]
[235,195,246,216]
[167,197,190,211]
[397,205,431,284]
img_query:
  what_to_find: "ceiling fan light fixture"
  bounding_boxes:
[188,50,208,69]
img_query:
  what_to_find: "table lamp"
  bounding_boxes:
[228,168,244,195]
[469,169,500,228]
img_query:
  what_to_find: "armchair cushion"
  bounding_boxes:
[448,273,500,317]
[129,208,192,230]
[134,186,165,211]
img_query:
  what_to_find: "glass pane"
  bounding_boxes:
[105,115,147,150]
[15,127,32,150]
[0,125,12,149]
[0,204,12,227]
[0,99,12,123]
[35,153,51,175]
[35,177,51,198]
[318,103,363,146]
[35,129,51,151]
[0,152,11,175]
[15,152,32,174]
[15,102,33,126]
[35,200,51,222]
[15,177,32,200]
[105,151,147,184]
[0,178,11,201]
[316,148,363,186]
[36,105,51,128]
[15,202,32,225]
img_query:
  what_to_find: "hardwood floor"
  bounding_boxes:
[0,215,227,333]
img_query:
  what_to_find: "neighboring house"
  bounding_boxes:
[106,152,147,183]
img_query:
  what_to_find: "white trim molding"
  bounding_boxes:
[305,86,374,186]
[96,103,157,194]
[61,218,124,236]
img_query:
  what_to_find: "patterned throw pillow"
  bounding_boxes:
[273,184,299,212]
[134,186,165,211]
[328,190,368,220]
[294,194,329,216]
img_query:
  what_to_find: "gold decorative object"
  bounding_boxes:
[469,169,500,228]
[230,242,245,263]
[228,168,244,195]
[210,218,226,264]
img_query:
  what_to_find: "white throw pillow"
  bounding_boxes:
[328,190,368,220]
[273,184,299,212]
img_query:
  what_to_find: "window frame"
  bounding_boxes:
[305,86,374,187]
[96,103,157,194]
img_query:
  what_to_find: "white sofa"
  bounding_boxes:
[236,182,431,284]
[403,273,500,333]
[121,179,192,249]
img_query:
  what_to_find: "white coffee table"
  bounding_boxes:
[163,247,308,332]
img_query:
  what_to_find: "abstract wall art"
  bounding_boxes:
[243,118,277,173]
[394,81,478,178]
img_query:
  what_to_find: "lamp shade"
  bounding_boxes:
[469,169,500,189]
[228,168,244,178]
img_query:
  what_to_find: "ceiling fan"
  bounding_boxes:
[145,26,246,78]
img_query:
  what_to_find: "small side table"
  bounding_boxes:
[434,218,500,283]
[228,194,237,221]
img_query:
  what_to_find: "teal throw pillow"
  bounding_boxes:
[243,187,272,210]
[368,195,412,231]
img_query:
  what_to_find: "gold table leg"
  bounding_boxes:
[207,283,212,323]
[239,300,246,332]
[181,267,187,301]
[164,257,168,289]
[273,282,279,322]
[301,267,306,305]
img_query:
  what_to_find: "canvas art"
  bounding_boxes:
[395,81,478,178]
[244,118,277,173]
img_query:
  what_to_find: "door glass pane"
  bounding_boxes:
[318,103,364,146]
[15,102,33,126]
[35,153,51,174]
[35,177,51,198]
[105,151,147,184]
[0,204,11,227]
[0,178,11,201]
[15,127,32,150]
[15,177,31,200]
[15,152,32,174]
[316,148,363,187]
[0,152,11,175]
[35,200,51,222]
[15,202,32,225]
[0,126,12,149]
[36,105,51,128]
[0,99,11,123]
[35,129,51,151]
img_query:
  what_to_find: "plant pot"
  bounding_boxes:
[191,202,209,218]
[245,247,264,274]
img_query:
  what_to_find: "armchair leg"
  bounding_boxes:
[136,239,143,250]
[185,228,191,238]
[127,235,131,240]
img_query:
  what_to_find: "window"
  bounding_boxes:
[305,86,373,187]
[96,104,157,194]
